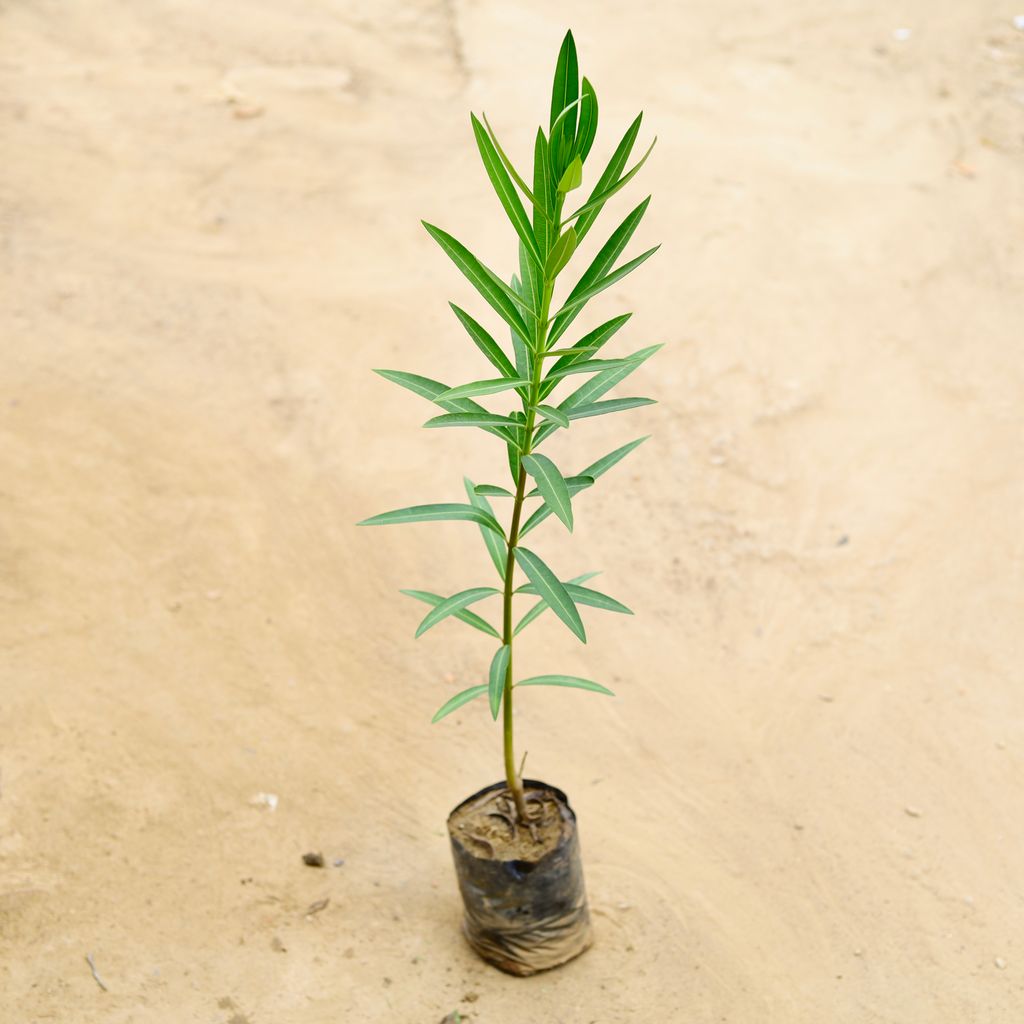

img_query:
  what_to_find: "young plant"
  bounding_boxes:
[359,30,658,823]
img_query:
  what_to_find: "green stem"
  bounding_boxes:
[500,272,555,822]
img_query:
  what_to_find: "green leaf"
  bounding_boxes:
[579,435,650,479]
[536,404,569,428]
[422,222,529,341]
[374,369,512,436]
[566,138,657,225]
[481,113,551,224]
[517,581,632,615]
[471,113,543,269]
[358,503,504,536]
[432,684,489,723]
[514,547,586,642]
[423,411,521,430]
[519,476,594,537]
[548,197,650,346]
[488,645,510,719]
[533,345,661,447]
[540,314,632,397]
[567,397,656,420]
[574,113,642,244]
[557,155,583,194]
[544,226,577,281]
[533,128,556,261]
[551,245,660,320]
[518,237,541,319]
[449,304,519,381]
[474,483,514,498]
[513,571,601,635]
[575,77,598,163]
[543,356,636,383]
[465,477,507,580]
[522,453,573,531]
[437,377,532,401]
[507,441,521,485]
[542,345,599,357]
[520,438,648,539]
[400,589,501,639]
[414,587,501,638]
[516,675,614,696]
[527,474,593,497]
[549,29,579,146]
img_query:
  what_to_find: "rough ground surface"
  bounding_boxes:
[2,2,1022,1021]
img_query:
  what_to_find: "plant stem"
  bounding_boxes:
[500,272,555,823]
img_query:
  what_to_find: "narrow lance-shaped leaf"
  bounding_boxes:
[514,547,586,642]
[422,222,529,340]
[557,155,583,194]
[544,226,577,281]
[414,587,501,638]
[543,356,637,383]
[536,404,569,428]
[449,304,518,381]
[520,435,649,538]
[481,113,554,226]
[521,453,573,532]
[549,30,579,176]
[437,377,532,402]
[575,76,598,162]
[465,477,507,581]
[517,581,633,616]
[400,589,501,639]
[358,503,505,537]
[551,245,660,321]
[516,675,615,696]
[580,435,650,479]
[540,313,632,399]
[374,368,519,444]
[432,684,489,724]
[534,344,662,447]
[565,138,657,226]
[509,272,533,382]
[513,571,600,636]
[526,474,593,498]
[565,396,656,420]
[532,128,555,261]
[423,411,521,430]
[573,112,642,244]
[471,113,543,269]
[488,645,510,719]
[474,483,514,498]
[548,197,651,347]
[519,475,594,538]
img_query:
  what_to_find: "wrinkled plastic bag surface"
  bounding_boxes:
[447,780,593,976]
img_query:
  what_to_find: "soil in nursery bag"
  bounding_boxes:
[447,779,593,976]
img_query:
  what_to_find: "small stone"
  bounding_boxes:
[904,805,922,818]
[333,858,346,867]
[853,948,864,957]
[302,851,325,868]
[462,992,479,1002]
[995,957,1007,969]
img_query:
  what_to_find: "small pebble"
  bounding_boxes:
[995,957,1007,969]
[904,805,922,818]
[1013,14,1024,31]
[333,857,346,868]
[462,992,479,1002]
[302,851,325,868]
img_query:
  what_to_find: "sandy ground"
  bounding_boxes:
[2,1,1023,1021]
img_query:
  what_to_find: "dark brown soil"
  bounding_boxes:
[447,784,566,862]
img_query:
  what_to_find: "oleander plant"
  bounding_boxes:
[360,29,658,825]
